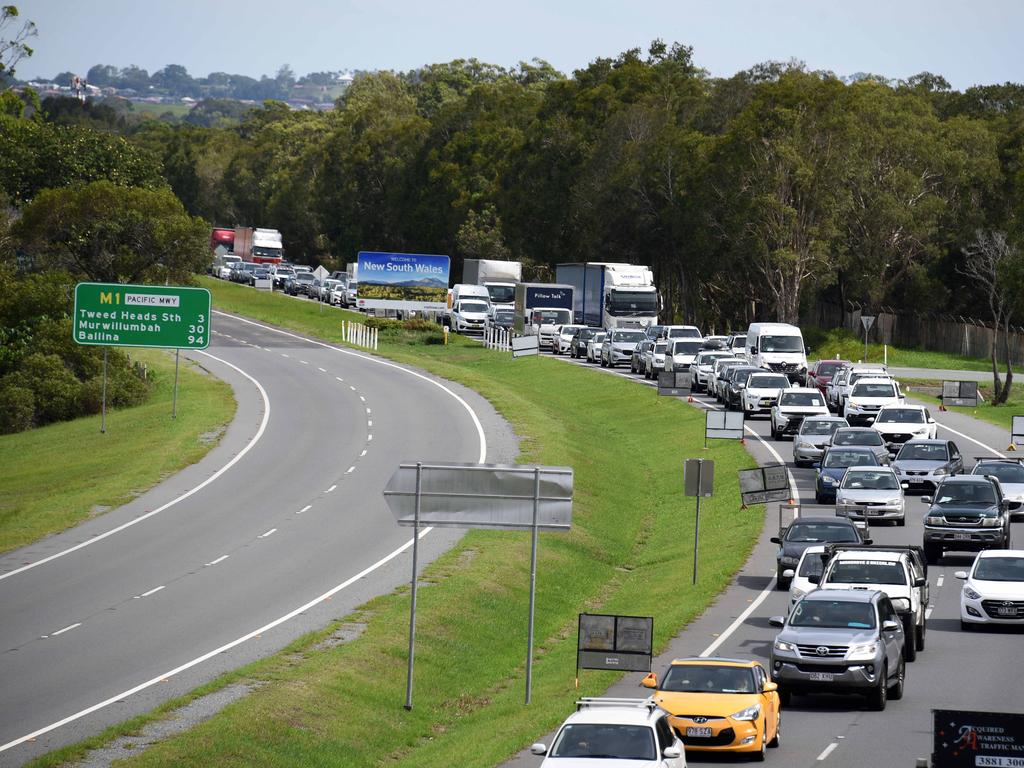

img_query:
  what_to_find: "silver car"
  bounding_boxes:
[793,416,849,468]
[971,459,1024,519]
[664,339,703,373]
[601,328,646,368]
[586,332,607,363]
[835,466,907,525]
[892,439,964,493]
[691,351,733,393]
[828,427,891,465]
[643,341,668,379]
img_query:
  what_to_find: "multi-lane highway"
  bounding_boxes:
[0,312,515,766]
[505,349,1022,768]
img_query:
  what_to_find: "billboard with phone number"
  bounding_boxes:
[356,251,449,312]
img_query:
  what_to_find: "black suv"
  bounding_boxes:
[921,475,1012,564]
[771,516,870,590]
[569,328,601,359]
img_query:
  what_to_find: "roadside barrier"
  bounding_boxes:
[485,326,512,352]
[342,320,378,351]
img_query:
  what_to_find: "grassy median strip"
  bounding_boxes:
[0,348,235,554]
[903,378,1023,432]
[808,327,991,371]
[31,279,762,768]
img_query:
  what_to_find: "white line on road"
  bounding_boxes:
[318,367,326,372]
[817,742,839,761]
[281,353,289,358]
[298,505,311,514]
[937,575,944,587]
[360,449,367,457]
[258,528,277,539]
[205,555,229,567]
[925,606,934,620]
[50,623,82,637]
[367,434,373,442]
[300,360,309,365]
[368,420,373,427]
[336,376,344,382]
[135,586,165,599]
[0,352,271,583]
[349,385,356,391]
[359,396,366,402]
[346,466,355,474]
[0,526,437,753]
[366,408,371,414]
[325,484,337,493]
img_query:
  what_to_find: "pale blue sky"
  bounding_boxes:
[15,0,1024,89]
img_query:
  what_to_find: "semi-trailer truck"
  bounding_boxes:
[462,259,522,314]
[555,262,659,330]
[514,283,574,348]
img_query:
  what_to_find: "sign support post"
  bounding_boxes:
[172,349,180,419]
[684,459,715,584]
[693,471,702,585]
[403,462,422,711]
[861,315,875,363]
[525,467,540,705]
[101,347,108,434]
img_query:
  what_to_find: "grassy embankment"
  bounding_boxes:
[901,378,1024,433]
[32,277,762,768]
[807,327,991,371]
[0,348,235,554]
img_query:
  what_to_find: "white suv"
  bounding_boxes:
[872,404,937,453]
[844,377,903,424]
[770,387,830,440]
[532,698,686,767]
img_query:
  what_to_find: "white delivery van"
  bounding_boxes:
[745,322,808,383]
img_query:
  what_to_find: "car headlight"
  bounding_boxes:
[774,639,795,653]
[963,586,982,600]
[981,514,1002,527]
[730,704,761,722]
[913,428,928,435]
[779,555,798,565]
[890,598,911,612]
[791,587,806,600]
[933,468,949,477]
[794,440,813,450]
[822,476,839,486]
[925,515,943,526]
[886,498,903,508]
[847,642,878,661]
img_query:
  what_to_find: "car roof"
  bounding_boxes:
[976,549,1024,559]
[844,465,895,473]
[565,705,662,727]
[805,415,848,422]
[938,475,995,485]
[900,438,946,446]
[789,516,857,525]
[835,426,877,433]
[878,403,924,410]
[803,588,879,603]
[832,549,901,562]
[668,657,760,668]
[852,377,895,385]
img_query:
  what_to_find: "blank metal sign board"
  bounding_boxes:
[942,380,978,407]
[511,335,539,358]
[384,462,572,530]
[738,464,790,505]
[683,459,714,497]
[1014,416,1024,446]
[658,371,691,396]
[706,409,744,440]
[577,613,654,673]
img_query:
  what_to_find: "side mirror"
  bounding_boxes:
[862,538,874,545]
[882,619,901,632]
[530,743,548,756]
[811,462,821,469]
[954,570,968,580]
[640,672,658,689]
[663,746,682,759]
[928,418,936,424]
[782,568,795,579]
[807,573,821,584]
[763,681,778,693]
[770,536,781,544]
[769,615,786,628]
[920,496,932,504]
[914,577,926,588]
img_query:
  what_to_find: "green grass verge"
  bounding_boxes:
[902,378,1024,432]
[30,279,763,768]
[807,327,991,371]
[0,348,235,554]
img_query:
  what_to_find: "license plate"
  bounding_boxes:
[955,533,973,541]
[809,672,834,682]
[996,607,1018,617]
[868,509,882,516]
[686,727,713,738]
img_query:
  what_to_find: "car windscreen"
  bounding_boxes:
[698,353,729,366]
[827,561,907,585]
[876,408,925,424]
[749,375,790,389]
[824,450,878,468]
[613,330,646,342]
[667,327,702,338]
[852,382,896,398]
[592,333,606,343]
[934,482,997,506]
[495,310,514,320]
[785,522,860,543]
[760,335,803,352]
[660,665,757,694]
[800,419,843,436]
[460,301,488,313]
[295,273,314,282]
[780,392,825,406]
[973,556,1024,582]
[789,599,876,629]
[550,723,656,760]
[974,463,1024,484]
[671,340,702,354]
[486,285,515,303]
[534,309,570,323]
[833,431,882,447]
[654,342,668,353]
[841,470,900,490]
[607,290,658,314]
[897,443,948,461]
[817,362,845,377]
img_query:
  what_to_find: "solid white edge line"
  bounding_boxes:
[0,349,271,583]
[817,742,839,761]
[50,623,82,637]
[0,526,436,754]
[935,421,1005,459]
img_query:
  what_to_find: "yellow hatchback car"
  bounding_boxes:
[642,657,781,761]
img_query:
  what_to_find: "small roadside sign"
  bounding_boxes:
[941,380,978,408]
[705,410,744,440]
[684,458,714,497]
[577,613,654,675]
[658,371,691,396]
[312,265,330,281]
[932,709,1024,768]
[511,335,540,358]
[72,282,211,350]
[739,464,790,505]
[1012,416,1024,449]
[861,315,875,332]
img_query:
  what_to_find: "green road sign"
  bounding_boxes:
[73,282,211,349]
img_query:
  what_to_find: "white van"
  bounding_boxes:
[446,283,491,326]
[745,322,808,383]
[212,253,242,279]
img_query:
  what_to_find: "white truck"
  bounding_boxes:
[555,262,659,330]
[745,322,808,384]
[462,259,522,315]
[514,283,574,348]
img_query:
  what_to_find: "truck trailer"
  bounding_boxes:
[462,259,522,314]
[555,262,659,330]
[514,282,574,348]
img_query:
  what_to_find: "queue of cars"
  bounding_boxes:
[528,329,1022,765]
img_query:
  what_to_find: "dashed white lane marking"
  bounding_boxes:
[366,408,371,414]
[368,420,373,427]
[817,742,839,761]
[360,449,367,457]
[326,484,337,493]
[300,360,309,365]
[281,353,289,358]
[336,376,344,383]
[135,586,165,599]
[48,623,82,638]
[349,385,356,391]
[367,434,373,442]
[937,575,945,587]
[346,466,355,474]
[258,528,277,539]
[925,607,934,620]
[318,367,326,372]
[0,351,271,583]
[359,396,366,402]
[298,505,312,515]
[205,555,229,567]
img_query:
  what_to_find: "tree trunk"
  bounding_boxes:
[996,317,1013,406]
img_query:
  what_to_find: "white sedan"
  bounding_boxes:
[770,387,830,440]
[956,550,1024,630]
[872,405,937,449]
[784,544,827,608]
[741,372,792,417]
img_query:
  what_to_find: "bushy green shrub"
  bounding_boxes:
[2,353,83,424]
[0,383,35,434]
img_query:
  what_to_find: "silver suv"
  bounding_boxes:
[769,589,906,710]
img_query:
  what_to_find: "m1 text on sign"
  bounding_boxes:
[72,283,211,350]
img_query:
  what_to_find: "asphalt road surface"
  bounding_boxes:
[0,311,515,766]
[502,349,1022,768]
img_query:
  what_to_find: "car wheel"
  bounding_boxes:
[916,621,926,652]
[868,665,888,711]
[600,357,607,367]
[768,715,780,748]
[896,516,906,527]
[771,424,781,440]
[924,544,942,565]
[753,726,767,761]
[902,615,917,662]
[776,570,790,591]
[889,657,905,700]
